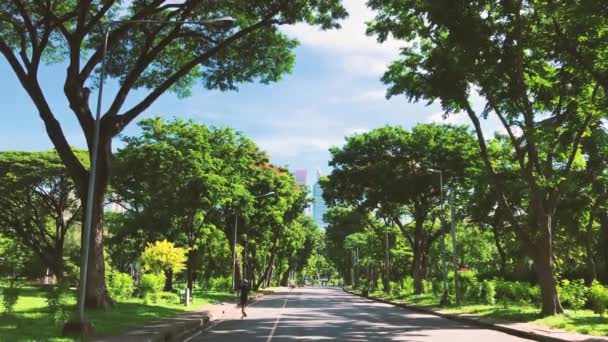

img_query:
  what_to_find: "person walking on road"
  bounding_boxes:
[239,280,250,319]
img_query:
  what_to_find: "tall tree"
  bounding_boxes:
[323,124,479,293]
[0,0,346,308]
[0,150,84,280]
[112,118,259,291]
[367,0,607,315]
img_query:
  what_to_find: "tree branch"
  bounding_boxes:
[109,16,277,135]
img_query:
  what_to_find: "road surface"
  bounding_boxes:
[190,287,531,341]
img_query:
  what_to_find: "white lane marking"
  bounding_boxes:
[266,297,289,342]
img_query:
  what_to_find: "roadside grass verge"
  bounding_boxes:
[345,288,608,337]
[0,286,233,342]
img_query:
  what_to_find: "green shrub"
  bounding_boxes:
[160,291,180,304]
[207,276,231,292]
[481,280,496,305]
[558,279,588,311]
[589,281,608,316]
[494,280,539,305]
[46,284,71,326]
[401,277,414,295]
[431,279,443,297]
[376,277,384,292]
[458,271,481,302]
[143,292,161,304]
[422,279,433,294]
[107,272,135,300]
[1,286,19,315]
[140,273,166,300]
[390,281,401,296]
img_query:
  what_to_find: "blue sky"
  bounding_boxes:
[0,1,498,185]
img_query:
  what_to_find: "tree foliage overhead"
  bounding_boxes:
[0,150,86,279]
[0,0,347,308]
[323,123,479,294]
[367,0,608,315]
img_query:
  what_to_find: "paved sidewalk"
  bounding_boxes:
[93,290,274,342]
[344,288,608,342]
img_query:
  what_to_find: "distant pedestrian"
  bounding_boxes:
[289,280,295,291]
[239,280,250,318]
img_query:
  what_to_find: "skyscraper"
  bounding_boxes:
[312,170,328,230]
[294,169,312,216]
[294,169,307,186]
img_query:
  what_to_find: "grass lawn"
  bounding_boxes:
[361,289,608,337]
[0,286,234,342]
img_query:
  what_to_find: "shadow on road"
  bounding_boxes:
[195,287,500,342]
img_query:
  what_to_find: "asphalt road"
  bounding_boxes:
[190,287,532,341]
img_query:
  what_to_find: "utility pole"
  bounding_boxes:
[384,226,390,292]
[450,189,460,304]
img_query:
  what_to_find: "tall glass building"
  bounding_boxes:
[312,170,328,230]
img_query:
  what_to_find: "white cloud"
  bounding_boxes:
[346,127,369,135]
[282,0,401,77]
[329,88,387,104]
[256,135,343,158]
[427,111,470,125]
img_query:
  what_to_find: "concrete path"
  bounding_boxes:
[190,286,532,341]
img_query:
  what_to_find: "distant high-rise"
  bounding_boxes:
[294,169,312,216]
[294,169,307,186]
[312,170,328,230]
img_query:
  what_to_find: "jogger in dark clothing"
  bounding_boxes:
[239,280,250,318]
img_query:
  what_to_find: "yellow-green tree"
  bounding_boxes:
[141,240,188,281]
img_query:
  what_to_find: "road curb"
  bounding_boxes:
[342,288,608,342]
[92,289,276,342]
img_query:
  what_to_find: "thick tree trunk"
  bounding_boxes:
[53,255,65,282]
[83,186,113,309]
[280,269,290,287]
[82,143,112,308]
[164,269,173,291]
[532,215,564,316]
[491,223,507,277]
[585,212,597,285]
[266,259,274,288]
[600,212,608,282]
[186,249,195,291]
[412,220,428,294]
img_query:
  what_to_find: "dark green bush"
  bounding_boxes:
[1,286,19,315]
[481,280,496,305]
[160,291,180,304]
[558,279,587,311]
[140,273,166,301]
[494,280,540,305]
[589,281,608,316]
[45,284,71,325]
[107,271,135,300]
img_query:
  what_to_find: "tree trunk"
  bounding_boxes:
[412,221,428,294]
[600,212,608,282]
[186,250,195,292]
[585,212,597,286]
[280,269,290,287]
[532,215,564,316]
[83,151,113,309]
[491,223,507,278]
[164,269,173,291]
[266,259,274,288]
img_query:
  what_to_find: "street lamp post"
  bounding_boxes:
[384,225,390,293]
[427,169,460,305]
[232,191,277,292]
[427,168,450,305]
[449,187,460,304]
[66,17,236,338]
